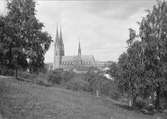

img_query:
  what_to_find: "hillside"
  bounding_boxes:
[0,76,165,119]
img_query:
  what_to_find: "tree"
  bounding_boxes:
[139,0,167,110]
[86,68,103,96]
[109,62,119,79]
[113,0,167,110]
[117,29,146,107]
[0,0,52,75]
[127,28,136,46]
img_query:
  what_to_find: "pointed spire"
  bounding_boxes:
[59,25,64,56]
[59,25,63,46]
[55,24,59,45]
[56,24,59,35]
[60,25,62,41]
[78,40,81,56]
[54,24,65,56]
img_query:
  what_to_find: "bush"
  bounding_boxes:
[0,67,15,76]
[61,71,75,83]
[18,71,37,82]
[134,97,147,109]
[0,80,9,96]
[47,70,64,85]
[48,72,62,84]
[34,73,51,86]
[17,70,75,87]
[64,77,89,92]
[86,71,121,99]
[47,70,74,85]
[100,79,120,100]
[47,70,90,91]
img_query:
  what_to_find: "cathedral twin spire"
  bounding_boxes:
[55,25,64,56]
[55,25,82,57]
[78,41,81,56]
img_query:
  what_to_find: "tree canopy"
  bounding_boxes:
[110,0,167,110]
[0,0,52,73]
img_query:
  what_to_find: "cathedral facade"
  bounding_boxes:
[53,27,96,71]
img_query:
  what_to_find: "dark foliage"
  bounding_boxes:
[0,0,52,74]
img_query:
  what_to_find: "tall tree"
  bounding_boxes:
[139,0,167,110]
[117,29,146,107]
[0,0,52,74]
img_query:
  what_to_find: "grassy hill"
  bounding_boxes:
[0,76,165,119]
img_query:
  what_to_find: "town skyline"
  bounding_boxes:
[0,0,156,62]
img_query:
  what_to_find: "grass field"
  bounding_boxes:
[0,76,166,119]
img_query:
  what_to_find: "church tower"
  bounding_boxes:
[60,27,65,56]
[54,26,65,69]
[78,41,81,57]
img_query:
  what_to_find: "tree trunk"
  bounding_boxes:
[96,90,99,97]
[128,95,137,107]
[128,78,136,107]
[15,67,18,79]
[155,84,160,111]
[128,98,133,107]
[9,46,12,67]
[132,95,137,106]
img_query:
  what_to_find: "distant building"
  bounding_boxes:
[95,61,113,70]
[52,26,96,71]
[46,26,112,72]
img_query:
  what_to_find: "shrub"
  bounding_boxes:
[18,71,37,82]
[64,77,89,92]
[86,71,121,99]
[0,67,15,76]
[134,97,147,109]
[47,70,75,85]
[0,80,9,96]
[61,71,75,83]
[34,73,51,86]
[99,79,120,100]
[47,71,62,84]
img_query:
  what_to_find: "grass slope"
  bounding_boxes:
[0,76,164,119]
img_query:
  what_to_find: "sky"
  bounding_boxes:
[0,0,156,63]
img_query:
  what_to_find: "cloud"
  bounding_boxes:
[76,0,156,19]
[35,0,156,63]
[0,0,7,16]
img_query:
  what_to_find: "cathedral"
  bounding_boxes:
[53,27,96,71]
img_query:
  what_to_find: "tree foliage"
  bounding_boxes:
[0,0,52,73]
[139,0,167,109]
[110,0,167,110]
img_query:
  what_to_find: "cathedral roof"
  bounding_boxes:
[59,55,96,66]
[78,55,95,63]
[61,56,74,61]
